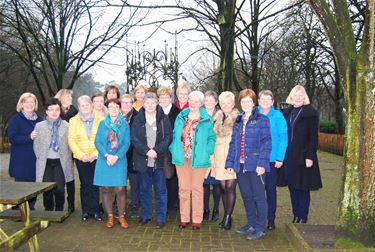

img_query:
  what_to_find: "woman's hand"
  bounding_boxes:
[106,154,118,166]
[275,161,283,168]
[146,149,158,159]
[306,159,313,168]
[256,166,265,176]
[30,130,37,140]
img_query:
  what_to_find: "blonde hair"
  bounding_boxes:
[157,86,173,98]
[16,92,38,112]
[176,82,191,95]
[285,85,310,105]
[133,84,148,96]
[121,94,134,103]
[55,89,73,101]
[218,91,235,106]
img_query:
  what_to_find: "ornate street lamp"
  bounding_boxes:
[125,33,179,93]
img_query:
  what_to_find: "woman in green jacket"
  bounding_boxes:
[169,90,216,230]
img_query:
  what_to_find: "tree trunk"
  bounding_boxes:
[307,0,375,245]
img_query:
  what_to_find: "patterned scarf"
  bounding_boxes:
[48,117,62,152]
[104,113,122,151]
[21,110,38,121]
[79,112,95,138]
[181,117,199,159]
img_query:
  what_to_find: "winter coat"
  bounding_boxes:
[225,108,272,173]
[124,109,138,173]
[258,106,288,162]
[34,120,74,183]
[60,106,78,122]
[211,109,239,180]
[169,107,216,168]
[131,106,172,172]
[277,104,322,191]
[68,113,103,160]
[8,112,43,181]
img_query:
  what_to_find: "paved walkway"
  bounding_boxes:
[0,152,343,251]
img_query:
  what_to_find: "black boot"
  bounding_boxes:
[218,215,225,228]
[222,215,232,230]
[211,209,219,222]
[203,209,210,221]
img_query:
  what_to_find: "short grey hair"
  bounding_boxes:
[143,92,159,104]
[189,91,205,104]
[77,95,92,105]
[259,90,274,100]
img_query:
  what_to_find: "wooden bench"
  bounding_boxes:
[0,209,70,223]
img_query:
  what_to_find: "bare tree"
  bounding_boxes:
[0,0,145,101]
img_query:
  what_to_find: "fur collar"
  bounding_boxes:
[213,109,239,137]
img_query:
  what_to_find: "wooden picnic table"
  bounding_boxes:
[0,181,56,252]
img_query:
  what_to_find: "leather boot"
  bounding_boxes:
[203,209,210,221]
[211,209,219,222]
[222,215,232,230]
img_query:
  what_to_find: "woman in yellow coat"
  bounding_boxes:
[68,95,103,221]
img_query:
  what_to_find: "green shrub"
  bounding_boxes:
[320,120,338,133]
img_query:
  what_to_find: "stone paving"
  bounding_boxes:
[0,151,343,251]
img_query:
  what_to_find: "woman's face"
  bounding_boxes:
[135,89,146,101]
[158,94,172,108]
[121,97,133,114]
[189,97,202,112]
[107,102,120,118]
[177,89,189,104]
[61,94,72,107]
[92,96,105,111]
[220,98,234,115]
[204,95,218,111]
[46,104,61,121]
[22,97,36,114]
[258,95,274,111]
[78,100,93,116]
[292,90,305,107]
[143,99,157,114]
[240,96,254,114]
[106,89,118,100]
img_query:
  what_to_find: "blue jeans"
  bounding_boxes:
[128,172,140,207]
[139,167,167,222]
[288,185,310,220]
[265,162,277,221]
[237,166,267,233]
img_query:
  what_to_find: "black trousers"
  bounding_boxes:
[166,176,179,211]
[75,159,99,214]
[66,180,75,210]
[43,159,66,211]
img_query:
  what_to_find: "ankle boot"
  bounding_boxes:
[218,215,225,228]
[203,209,210,221]
[222,215,232,230]
[211,209,219,222]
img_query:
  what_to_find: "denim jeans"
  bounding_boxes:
[288,185,310,220]
[237,166,267,233]
[139,167,167,222]
[128,172,140,207]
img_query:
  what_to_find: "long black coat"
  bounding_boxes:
[131,105,172,173]
[277,104,322,191]
[124,109,138,173]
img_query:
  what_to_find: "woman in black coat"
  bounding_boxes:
[279,85,322,224]
[157,87,181,218]
[131,92,172,229]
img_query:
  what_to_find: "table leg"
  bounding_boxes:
[19,202,40,252]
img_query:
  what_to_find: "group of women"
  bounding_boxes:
[8,83,322,240]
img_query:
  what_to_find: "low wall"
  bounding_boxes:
[318,133,344,156]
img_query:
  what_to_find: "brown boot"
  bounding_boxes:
[106,214,114,228]
[118,215,129,229]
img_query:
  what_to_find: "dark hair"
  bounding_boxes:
[104,85,120,100]
[105,98,121,108]
[44,98,62,111]
[91,93,104,102]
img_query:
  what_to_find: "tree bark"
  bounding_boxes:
[307,0,375,244]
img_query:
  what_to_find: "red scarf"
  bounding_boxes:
[176,100,189,110]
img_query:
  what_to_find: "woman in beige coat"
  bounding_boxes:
[211,91,238,230]
[34,98,74,211]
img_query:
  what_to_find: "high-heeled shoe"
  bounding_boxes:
[221,215,232,230]
[203,209,210,221]
[106,214,114,228]
[118,215,129,229]
[211,209,219,222]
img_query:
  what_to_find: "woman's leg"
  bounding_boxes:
[224,179,237,215]
[191,168,208,224]
[176,162,193,223]
[115,186,126,217]
[101,187,113,215]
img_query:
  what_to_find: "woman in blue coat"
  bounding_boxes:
[94,99,130,229]
[8,92,43,210]
[225,89,271,241]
